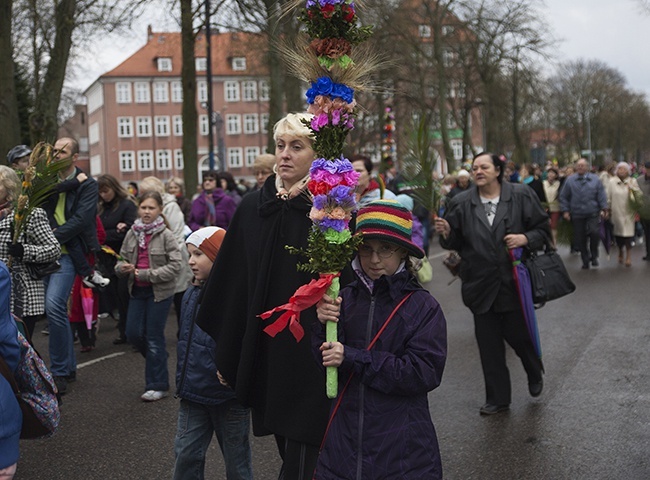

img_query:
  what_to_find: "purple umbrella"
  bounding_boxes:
[599,218,612,258]
[508,247,542,359]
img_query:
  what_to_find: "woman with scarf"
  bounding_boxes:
[188,171,237,231]
[196,113,347,479]
[116,191,182,402]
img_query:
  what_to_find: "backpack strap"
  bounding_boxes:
[319,291,415,451]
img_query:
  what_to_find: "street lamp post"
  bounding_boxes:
[204,0,217,171]
[586,99,598,169]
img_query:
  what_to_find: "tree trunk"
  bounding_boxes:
[265,0,284,152]
[0,0,21,155]
[181,0,198,197]
[29,0,76,143]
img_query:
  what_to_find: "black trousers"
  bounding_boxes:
[643,220,650,257]
[275,434,320,480]
[572,216,600,267]
[474,307,543,406]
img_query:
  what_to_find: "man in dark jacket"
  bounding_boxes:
[559,158,608,269]
[45,137,100,395]
[435,153,550,415]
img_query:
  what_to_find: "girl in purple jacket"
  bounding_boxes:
[314,199,448,479]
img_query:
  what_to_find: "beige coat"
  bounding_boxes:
[543,180,561,212]
[607,176,641,237]
[116,226,182,302]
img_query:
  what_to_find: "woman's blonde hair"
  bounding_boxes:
[273,113,314,142]
[139,176,165,195]
[166,176,185,195]
[0,165,20,202]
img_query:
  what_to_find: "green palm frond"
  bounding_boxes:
[13,142,72,244]
[399,115,442,215]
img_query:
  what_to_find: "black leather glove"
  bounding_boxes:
[7,243,24,259]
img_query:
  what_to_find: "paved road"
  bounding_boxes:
[16,243,650,479]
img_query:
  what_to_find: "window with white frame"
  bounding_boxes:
[172,115,183,136]
[451,140,463,160]
[245,147,260,166]
[156,149,172,170]
[232,57,246,71]
[228,147,243,168]
[419,25,432,38]
[224,81,240,102]
[199,115,209,136]
[195,57,207,72]
[442,49,456,68]
[138,150,154,171]
[242,81,257,101]
[198,81,208,103]
[259,80,270,101]
[260,113,269,134]
[90,154,102,176]
[226,114,241,135]
[157,57,172,72]
[442,25,455,36]
[136,116,152,137]
[134,82,150,103]
[243,114,259,134]
[171,81,183,103]
[117,117,133,138]
[446,113,456,129]
[116,82,132,103]
[153,82,169,103]
[447,82,456,98]
[154,116,170,136]
[89,123,100,145]
[119,151,135,172]
[174,149,184,170]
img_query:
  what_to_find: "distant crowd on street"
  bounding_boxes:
[2,122,650,479]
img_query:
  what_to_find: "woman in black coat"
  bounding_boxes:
[196,113,343,480]
[97,174,138,344]
[434,153,550,416]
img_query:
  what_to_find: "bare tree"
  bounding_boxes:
[459,0,553,159]
[4,0,153,144]
[0,0,21,156]
[548,59,650,164]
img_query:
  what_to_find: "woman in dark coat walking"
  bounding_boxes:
[314,199,447,479]
[434,153,550,415]
[196,113,341,480]
[97,174,138,344]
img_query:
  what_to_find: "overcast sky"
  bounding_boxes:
[73,0,650,98]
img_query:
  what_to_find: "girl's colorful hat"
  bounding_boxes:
[355,199,425,258]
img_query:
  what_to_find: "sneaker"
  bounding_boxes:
[65,372,77,383]
[83,271,111,289]
[140,390,168,402]
[80,345,94,353]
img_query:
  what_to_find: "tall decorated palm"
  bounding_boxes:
[259,0,376,398]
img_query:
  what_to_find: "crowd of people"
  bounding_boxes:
[1,122,650,479]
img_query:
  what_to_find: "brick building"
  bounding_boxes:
[84,27,270,183]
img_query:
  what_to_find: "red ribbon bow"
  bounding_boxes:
[259,273,339,342]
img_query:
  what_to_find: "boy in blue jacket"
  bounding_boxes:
[173,227,252,480]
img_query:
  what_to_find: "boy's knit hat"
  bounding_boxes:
[186,227,226,262]
[355,199,425,258]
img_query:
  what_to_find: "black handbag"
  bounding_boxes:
[524,246,575,305]
[24,261,61,280]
